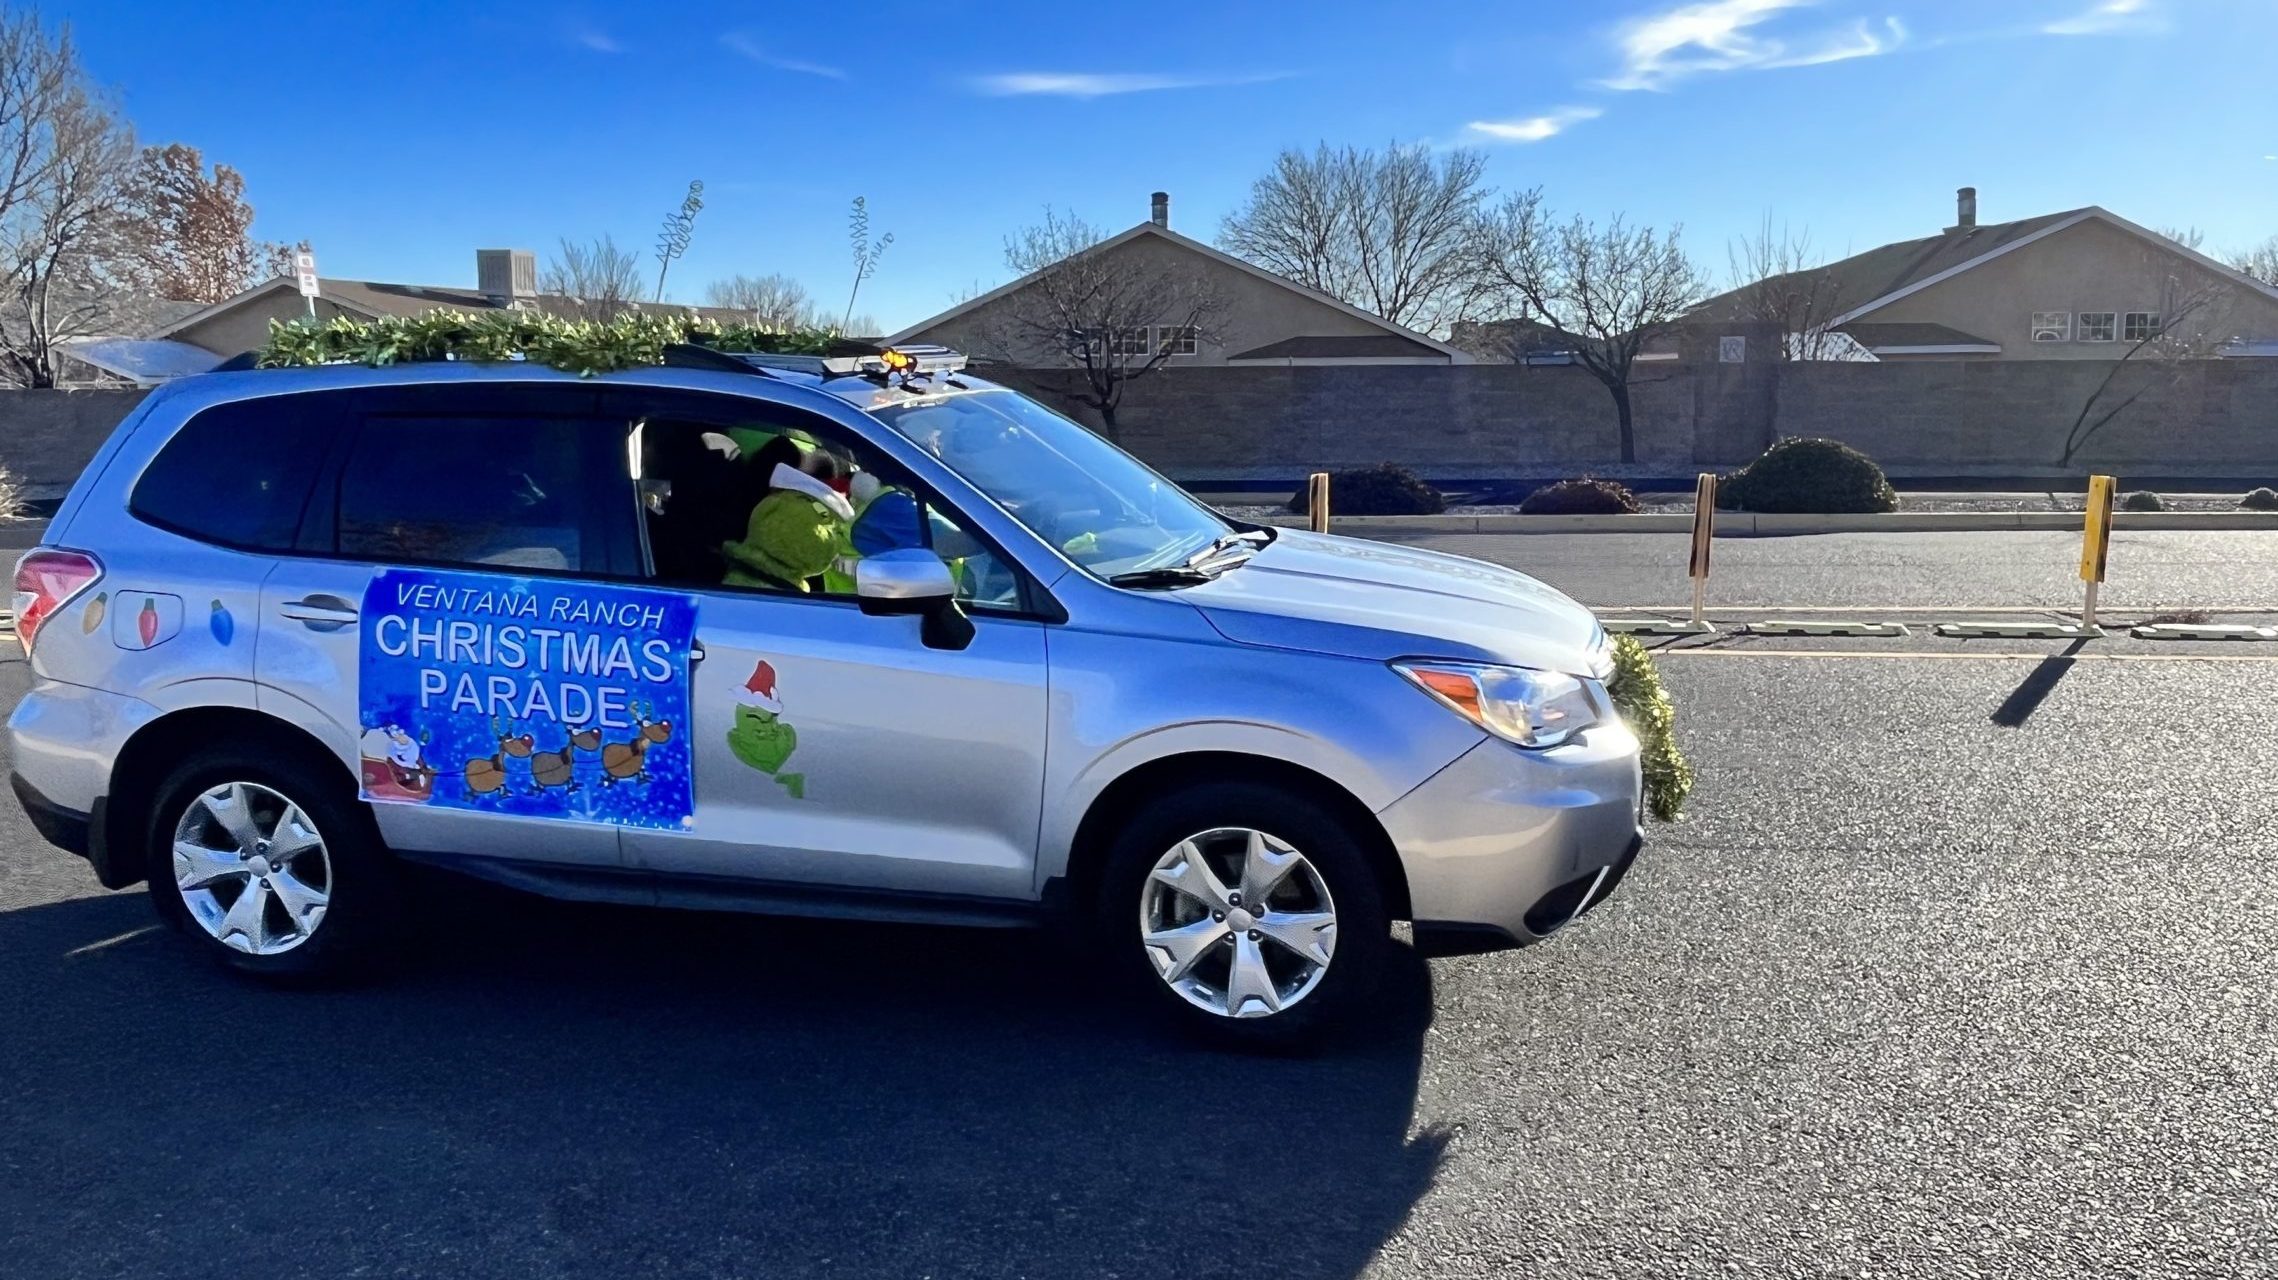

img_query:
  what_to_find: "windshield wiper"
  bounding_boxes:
[1107,565,1219,589]
[1186,529,1271,568]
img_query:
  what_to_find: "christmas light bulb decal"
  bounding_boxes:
[209,599,234,646]
[81,592,106,635]
[137,598,158,648]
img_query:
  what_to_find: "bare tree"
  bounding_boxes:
[540,234,642,321]
[2153,224,2207,252]
[2228,235,2278,287]
[1725,215,1850,360]
[2058,274,2236,466]
[1218,142,1488,334]
[986,207,1225,442]
[0,11,135,388]
[1472,190,1709,463]
[704,272,814,326]
[118,142,290,302]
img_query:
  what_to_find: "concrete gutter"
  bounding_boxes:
[1254,511,2278,535]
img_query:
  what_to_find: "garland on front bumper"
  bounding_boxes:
[1607,636,1693,822]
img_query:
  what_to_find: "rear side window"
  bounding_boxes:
[130,396,329,550]
[335,414,637,575]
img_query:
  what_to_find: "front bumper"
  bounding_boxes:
[1379,721,1645,957]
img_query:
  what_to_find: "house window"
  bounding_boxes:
[2124,312,2162,342]
[1109,326,1154,357]
[1154,324,1198,356]
[2078,312,2117,342]
[2030,311,2071,342]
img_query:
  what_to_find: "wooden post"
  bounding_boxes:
[2080,474,2114,630]
[1308,471,1330,534]
[1688,472,1717,628]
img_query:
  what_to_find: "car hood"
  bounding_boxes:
[1182,530,1610,675]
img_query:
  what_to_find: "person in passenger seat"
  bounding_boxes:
[721,449,854,592]
[641,423,746,583]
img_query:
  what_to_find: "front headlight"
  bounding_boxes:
[1393,660,1607,749]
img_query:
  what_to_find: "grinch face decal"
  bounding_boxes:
[726,660,805,799]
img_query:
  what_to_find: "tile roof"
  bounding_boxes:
[1227,333,1448,360]
[1837,321,1999,349]
[1690,209,2091,323]
[319,278,752,324]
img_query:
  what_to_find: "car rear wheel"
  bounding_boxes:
[146,745,400,981]
[1101,781,1391,1049]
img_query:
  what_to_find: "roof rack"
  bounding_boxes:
[661,340,970,381]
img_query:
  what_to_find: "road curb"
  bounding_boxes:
[1254,511,2278,536]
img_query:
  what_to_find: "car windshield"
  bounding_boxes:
[864,388,1234,577]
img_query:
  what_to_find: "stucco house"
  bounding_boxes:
[888,193,1465,367]
[1690,188,2278,361]
[150,249,751,357]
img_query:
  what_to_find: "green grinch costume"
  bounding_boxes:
[721,463,855,592]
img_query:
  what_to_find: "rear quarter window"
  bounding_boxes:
[334,412,639,576]
[129,395,331,551]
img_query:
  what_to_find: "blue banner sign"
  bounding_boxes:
[358,568,699,830]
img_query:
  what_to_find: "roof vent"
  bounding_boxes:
[1150,191,1169,228]
[1954,187,1977,231]
[476,249,538,307]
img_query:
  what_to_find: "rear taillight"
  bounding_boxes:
[12,548,102,653]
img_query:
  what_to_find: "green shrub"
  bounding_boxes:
[1287,463,1445,516]
[1718,437,1897,514]
[1607,636,1692,822]
[2120,490,2166,512]
[1519,477,1639,515]
[2239,487,2277,511]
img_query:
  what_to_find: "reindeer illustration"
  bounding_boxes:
[600,702,673,786]
[462,718,535,798]
[529,726,603,793]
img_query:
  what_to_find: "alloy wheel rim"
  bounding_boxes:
[1138,827,1338,1019]
[171,781,332,956]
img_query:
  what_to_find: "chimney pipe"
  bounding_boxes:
[1955,186,1977,230]
[1150,191,1169,228]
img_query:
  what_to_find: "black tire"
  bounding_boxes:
[144,742,402,982]
[1098,780,1391,1051]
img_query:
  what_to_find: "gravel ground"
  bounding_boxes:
[2,620,2274,1276]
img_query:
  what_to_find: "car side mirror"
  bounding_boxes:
[855,549,975,651]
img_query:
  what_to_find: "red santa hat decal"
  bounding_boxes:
[741,660,783,715]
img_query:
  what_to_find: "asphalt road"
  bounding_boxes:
[1382,528,2278,614]
[4,536,2277,1278]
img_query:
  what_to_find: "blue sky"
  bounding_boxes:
[54,0,2278,331]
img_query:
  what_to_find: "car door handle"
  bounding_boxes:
[280,595,359,630]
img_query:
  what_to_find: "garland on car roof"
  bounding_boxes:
[255,309,848,377]
[1607,636,1693,822]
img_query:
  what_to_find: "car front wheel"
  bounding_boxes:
[1102,781,1391,1049]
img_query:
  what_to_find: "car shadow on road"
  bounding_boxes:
[0,884,1444,1280]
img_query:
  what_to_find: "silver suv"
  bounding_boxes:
[7,345,1642,1047]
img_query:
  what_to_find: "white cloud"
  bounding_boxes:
[1601,0,1905,91]
[570,27,622,54]
[2043,0,2163,36]
[1466,106,1604,143]
[721,32,846,79]
[967,71,1290,99]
